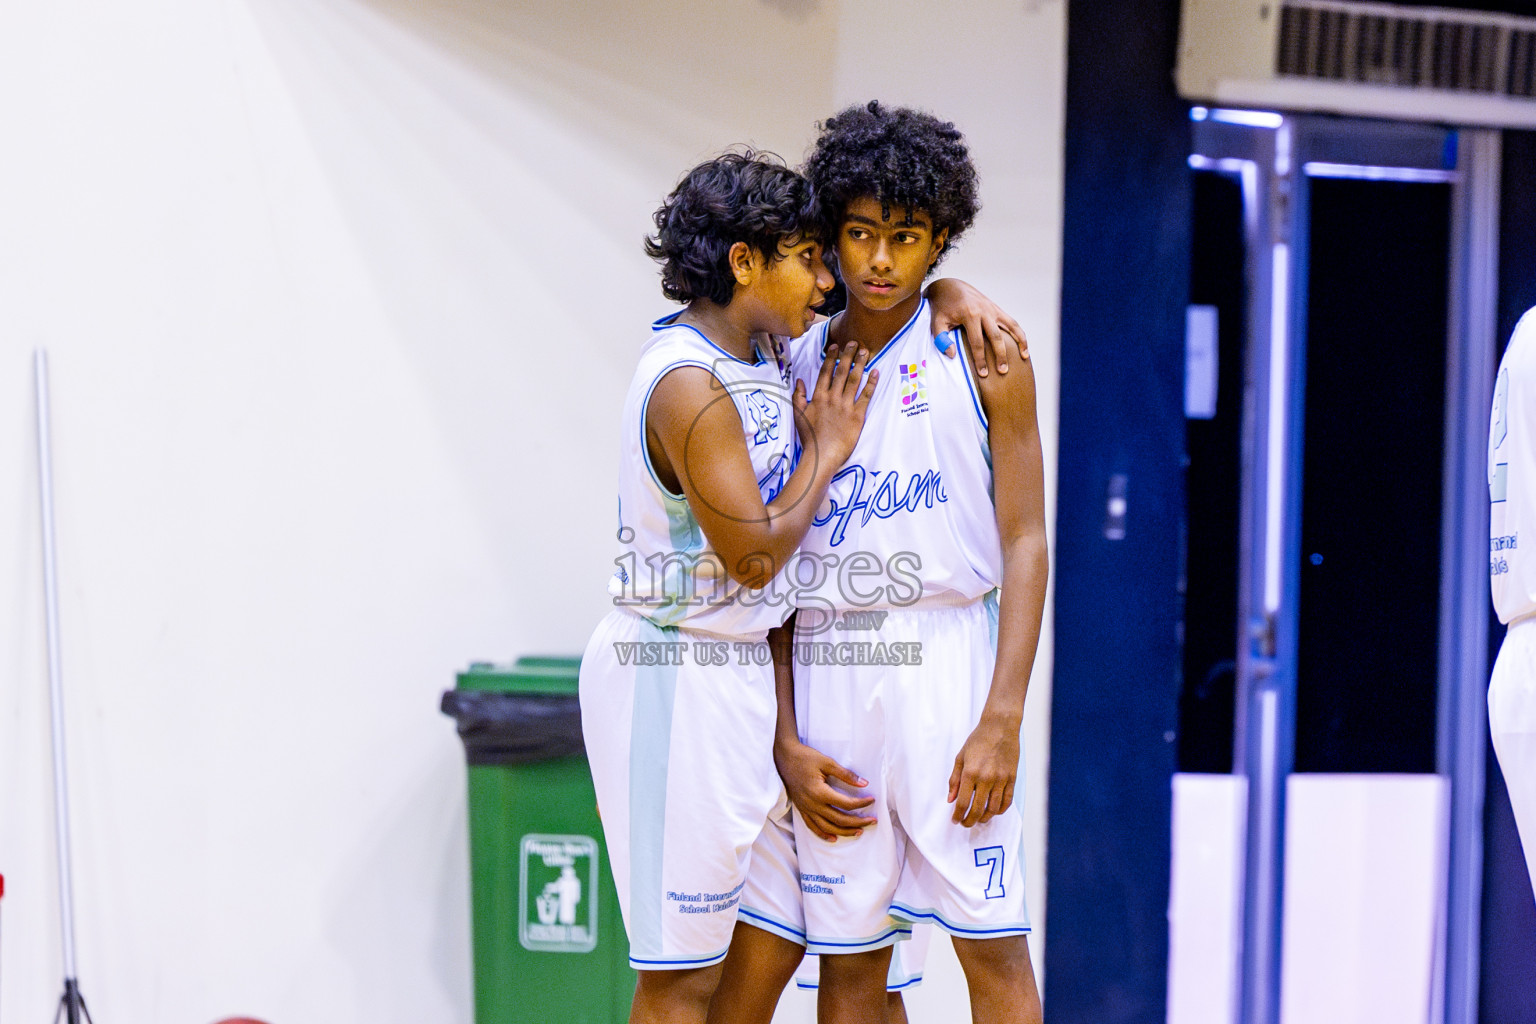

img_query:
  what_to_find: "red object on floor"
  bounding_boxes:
[212,1019,272,1024]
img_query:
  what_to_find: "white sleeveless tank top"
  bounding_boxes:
[607,313,796,636]
[786,299,1002,620]
[1491,308,1536,625]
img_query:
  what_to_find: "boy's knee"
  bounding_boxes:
[952,934,1031,979]
[819,947,893,987]
[637,964,721,1009]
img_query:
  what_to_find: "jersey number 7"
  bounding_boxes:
[975,846,1006,900]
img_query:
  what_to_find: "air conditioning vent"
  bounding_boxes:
[1276,0,1536,97]
[1177,0,1536,127]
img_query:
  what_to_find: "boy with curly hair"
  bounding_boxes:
[719,103,1049,1024]
[581,149,879,1024]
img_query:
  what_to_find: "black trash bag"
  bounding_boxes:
[440,690,585,765]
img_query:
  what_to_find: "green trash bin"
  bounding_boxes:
[442,656,634,1024]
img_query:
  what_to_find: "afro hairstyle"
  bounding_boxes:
[644,150,823,307]
[803,101,979,269]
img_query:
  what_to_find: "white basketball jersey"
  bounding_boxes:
[787,299,1001,616]
[608,313,796,636]
[1491,308,1536,624]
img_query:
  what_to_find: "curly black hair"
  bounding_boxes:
[803,101,979,269]
[644,150,822,306]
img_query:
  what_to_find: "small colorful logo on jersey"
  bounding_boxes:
[898,361,929,417]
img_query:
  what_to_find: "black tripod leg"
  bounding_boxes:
[55,979,85,1024]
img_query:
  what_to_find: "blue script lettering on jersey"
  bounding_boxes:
[759,452,790,503]
[813,464,948,546]
[743,389,781,446]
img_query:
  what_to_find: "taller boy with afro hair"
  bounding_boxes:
[771,101,1048,1023]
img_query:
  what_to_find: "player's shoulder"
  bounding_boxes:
[644,309,704,353]
[1508,308,1536,375]
[969,346,1039,432]
[970,341,1037,396]
[638,311,688,362]
[640,311,749,382]
[1514,307,1536,348]
[634,314,732,407]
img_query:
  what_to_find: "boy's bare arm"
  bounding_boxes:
[926,278,1030,376]
[645,346,877,586]
[947,355,1049,828]
[769,614,875,841]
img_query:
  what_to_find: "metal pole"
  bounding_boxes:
[1237,118,1300,1024]
[1438,127,1500,1024]
[34,350,84,1023]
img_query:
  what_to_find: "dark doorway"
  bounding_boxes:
[1294,176,1451,774]
[1177,168,1454,775]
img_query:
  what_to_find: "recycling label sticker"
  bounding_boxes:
[519,834,599,953]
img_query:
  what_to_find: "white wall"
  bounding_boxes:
[0,1,1064,1021]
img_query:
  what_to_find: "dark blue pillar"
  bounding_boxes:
[1046,1,1190,1020]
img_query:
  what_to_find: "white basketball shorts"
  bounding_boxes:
[579,609,782,970]
[739,805,930,990]
[790,594,1031,953]
[1491,615,1536,893]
